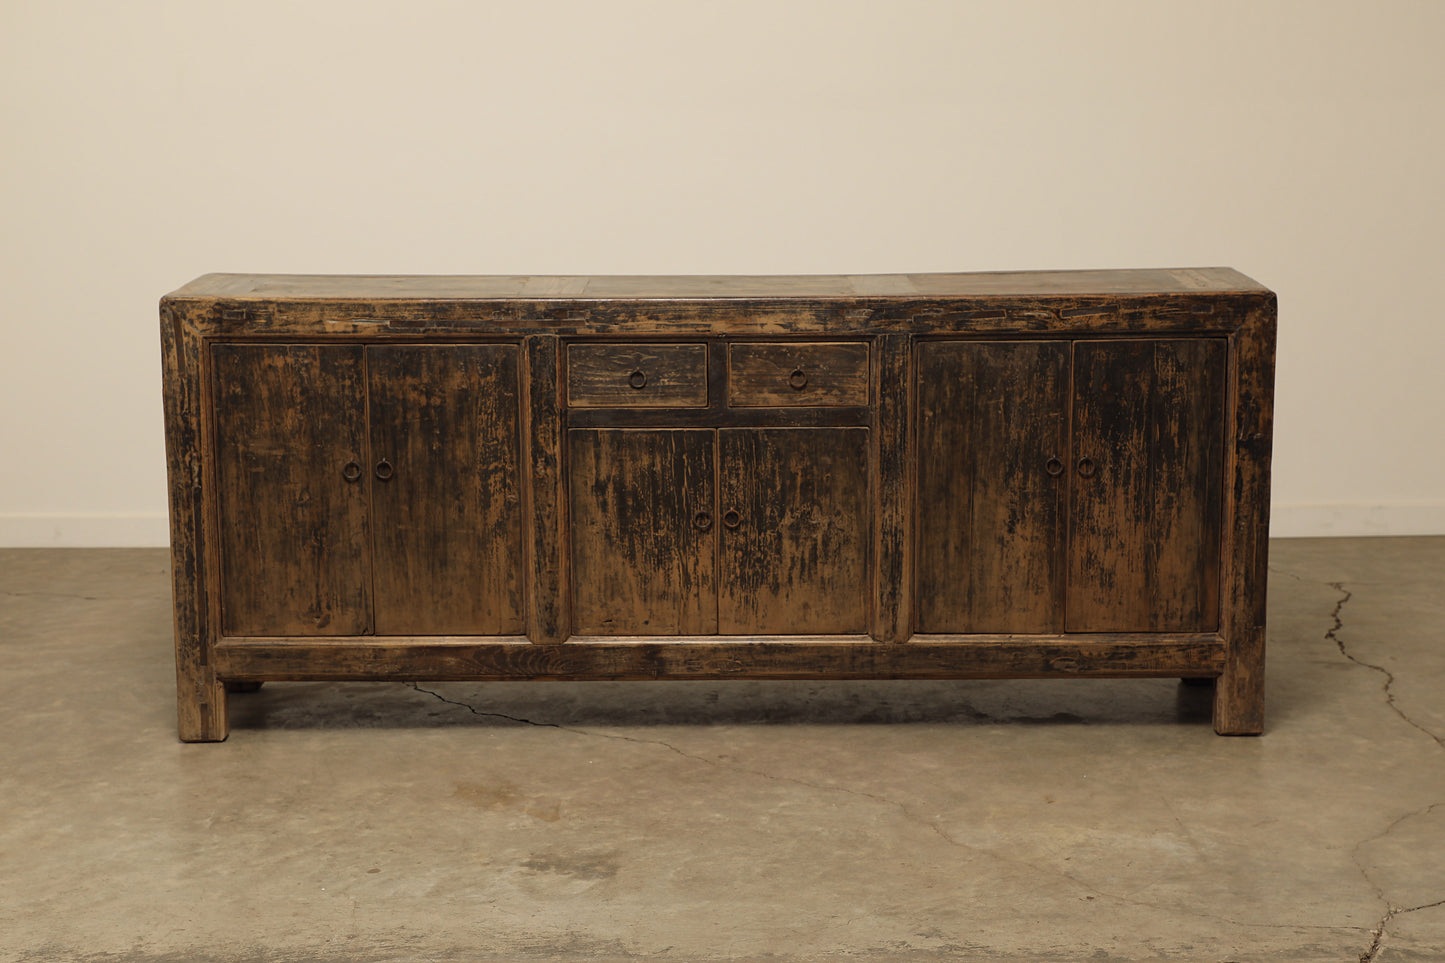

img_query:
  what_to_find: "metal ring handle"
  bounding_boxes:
[693,512,713,532]
[628,370,647,389]
[1045,456,1064,477]
[375,459,395,481]
[342,461,362,483]
[1077,457,1096,479]
[788,368,808,390]
[722,509,742,530]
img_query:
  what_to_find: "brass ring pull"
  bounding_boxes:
[788,368,808,390]
[342,461,362,483]
[1077,457,1096,479]
[1045,456,1064,477]
[693,512,713,532]
[628,370,647,389]
[375,459,395,481]
[722,509,742,529]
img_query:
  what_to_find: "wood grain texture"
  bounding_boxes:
[915,341,1070,633]
[1214,301,1276,734]
[168,268,1269,302]
[523,336,567,643]
[727,342,869,407]
[1068,340,1226,633]
[569,429,717,635]
[871,335,912,642]
[567,343,707,407]
[211,344,372,637]
[162,269,1275,739]
[214,634,1224,681]
[718,428,869,634]
[161,305,228,741]
[367,345,524,635]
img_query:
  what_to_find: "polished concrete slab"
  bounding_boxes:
[1,538,1442,962]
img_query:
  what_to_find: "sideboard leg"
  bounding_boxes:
[1213,629,1264,735]
[178,661,229,742]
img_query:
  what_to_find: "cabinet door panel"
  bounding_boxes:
[718,428,869,635]
[915,342,1069,633]
[569,429,717,635]
[1068,339,1226,632]
[212,344,371,636]
[368,345,524,636]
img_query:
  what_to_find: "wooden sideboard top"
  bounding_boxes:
[165,267,1271,303]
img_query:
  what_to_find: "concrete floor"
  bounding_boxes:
[1,539,1442,963]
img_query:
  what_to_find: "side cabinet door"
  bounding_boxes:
[568,429,717,635]
[718,428,869,635]
[367,345,524,636]
[915,341,1069,633]
[212,344,372,637]
[1068,339,1226,632]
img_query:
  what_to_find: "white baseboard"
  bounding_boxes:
[0,513,171,548]
[1270,503,1445,538]
[2,505,1442,547]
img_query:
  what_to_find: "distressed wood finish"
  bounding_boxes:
[367,345,524,635]
[567,343,708,407]
[870,334,912,643]
[1215,303,1277,734]
[1068,340,1226,632]
[727,342,870,407]
[161,304,228,741]
[523,336,567,644]
[568,429,717,635]
[915,341,1070,633]
[214,634,1225,681]
[718,428,870,634]
[162,269,1275,740]
[211,344,372,637]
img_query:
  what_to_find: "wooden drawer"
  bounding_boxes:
[728,342,869,407]
[567,343,708,407]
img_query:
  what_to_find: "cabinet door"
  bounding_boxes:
[367,345,524,636]
[718,428,869,635]
[212,344,372,636]
[1068,339,1226,632]
[915,342,1070,633]
[568,429,717,635]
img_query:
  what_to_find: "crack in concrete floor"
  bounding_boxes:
[1325,581,1445,752]
[1305,579,1445,962]
[1353,799,1445,963]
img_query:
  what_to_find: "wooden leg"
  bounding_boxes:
[177,658,229,742]
[1213,628,1264,735]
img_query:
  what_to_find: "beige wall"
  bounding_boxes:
[3,1,1442,545]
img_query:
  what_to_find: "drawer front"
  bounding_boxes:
[728,342,870,407]
[567,343,708,408]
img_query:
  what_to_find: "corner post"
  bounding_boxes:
[1214,295,1276,734]
[161,301,228,741]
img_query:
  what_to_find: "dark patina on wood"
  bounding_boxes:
[161,268,1275,740]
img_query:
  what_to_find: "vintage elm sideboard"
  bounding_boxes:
[160,269,1276,741]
